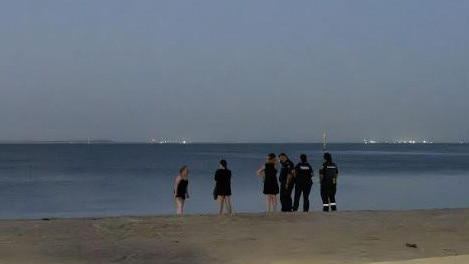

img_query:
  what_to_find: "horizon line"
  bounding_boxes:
[0,140,466,145]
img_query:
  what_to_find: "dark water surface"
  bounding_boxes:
[0,143,468,219]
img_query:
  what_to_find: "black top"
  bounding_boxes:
[214,168,232,196]
[175,179,188,199]
[295,161,313,185]
[279,159,295,184]
[320,162,339,186]
[263,163,279,195]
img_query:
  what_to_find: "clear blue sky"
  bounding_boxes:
[1,1,468,142]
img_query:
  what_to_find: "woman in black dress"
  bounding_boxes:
[256,153,279,212]
[214,160,232,215]
[174,165,189,216]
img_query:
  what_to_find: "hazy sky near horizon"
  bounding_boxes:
[1,1,468,142]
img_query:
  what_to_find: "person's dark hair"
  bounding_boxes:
[324,152,332,163]
[220,159,228,169]
[300,154,307,163]
[179,165,188,174]
[268,153,276,159]
[279,153,287,158]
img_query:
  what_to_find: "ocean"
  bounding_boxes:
[0,143,468,219]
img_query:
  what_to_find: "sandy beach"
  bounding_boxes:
[0,209,468,264]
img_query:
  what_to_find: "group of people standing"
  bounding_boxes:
[173,152,339,216]
[173,161,233,216]
[256,152,339,213]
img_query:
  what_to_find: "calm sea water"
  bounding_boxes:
[0,143,468,219]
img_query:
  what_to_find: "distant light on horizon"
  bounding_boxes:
[364,138,434,144]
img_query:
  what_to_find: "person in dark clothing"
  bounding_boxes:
[256,153,279,212]
[214,160,232,215]
[278,153,295,212]
[319,152,339,212]
[174,165,190,216]
[293,154,314,212]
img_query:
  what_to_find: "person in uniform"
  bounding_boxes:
[319,152,339,212]
[214,159,233,215]
[278,153,295,212]
[256,153,279,212]
[293,154,313,212]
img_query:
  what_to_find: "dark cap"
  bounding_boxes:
[300,154,307,162]
[279,153,287,157]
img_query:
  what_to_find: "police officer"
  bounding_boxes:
[278,153,295,212]
[319,152,339,212]
[293,154,313,212]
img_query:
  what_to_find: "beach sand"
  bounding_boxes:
[0,209,468,264]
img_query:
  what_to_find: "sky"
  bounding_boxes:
[0,0,468,143]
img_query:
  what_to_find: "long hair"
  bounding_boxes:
[179,165,188,174]
[220,159,228,169]
[267,153,276,163]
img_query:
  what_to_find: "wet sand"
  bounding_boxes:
[0,209,468,264]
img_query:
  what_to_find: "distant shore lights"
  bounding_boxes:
[149,138,189,144]
[363,139,433,144]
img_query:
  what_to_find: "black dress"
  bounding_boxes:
[214,169,232,196]
[175,179,188,199]
[263,163,279,195]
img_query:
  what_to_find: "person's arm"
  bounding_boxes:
[319,166,324,182]
[286,173,293,187]
[174,176,181,198]
[256,165,265,177]
[333,166,339,184]
[286,161,295,188]
[294,164,300,179]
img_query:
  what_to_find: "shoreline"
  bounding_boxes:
[1,208,468,263]
[2,207,468,222]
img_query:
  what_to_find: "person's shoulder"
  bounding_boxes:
[175,175,182,182]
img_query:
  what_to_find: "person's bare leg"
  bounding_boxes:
[217,196,224,214]
[265,195,271,212]
[176,198,183,216]
[272,195,278,212]
[268,195,276,212]
[225,196,232,215]
[180,199,185,215]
